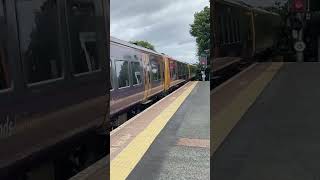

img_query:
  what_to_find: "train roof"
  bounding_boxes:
[111,36,163,56]
[110,36,190,65]
[217,0,280,16]
[216,0,251,9]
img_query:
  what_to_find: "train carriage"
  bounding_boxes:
[213,0,281,59]
[110,37,197,127]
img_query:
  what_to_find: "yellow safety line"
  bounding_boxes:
[211,62,283,156]
[111,81,198,180]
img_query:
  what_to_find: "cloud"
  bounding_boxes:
[111,0,209,64]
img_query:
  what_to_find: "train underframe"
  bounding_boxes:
[110,81,189,130]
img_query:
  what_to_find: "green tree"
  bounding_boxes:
[130,40,156,51]
[190,6,210,57]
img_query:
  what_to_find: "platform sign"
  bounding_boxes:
[290,0,306,12]
[200,54,207,68]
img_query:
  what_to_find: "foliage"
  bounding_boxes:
[262,0,293,54]
[262,0,289,20]
[190,6,210,57]
[129,40,156,51]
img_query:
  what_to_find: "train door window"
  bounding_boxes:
[233,17,237,43]
[0,0,10,90]
[177,63,180,76]
[219,16,224,45]
[223,16,228,44]
[233,19,237,42]
[169,61,176,80]
[182,64,185,76]
[115,60,129,88]
[182,64,184,76]
[161,62,164,80]
[150,59,160,81]
[229,16,234,43]
[229,15,233,43]
[67,0,103,74]
[131,61,141,85]
[16,0,62,84]
[237,20,240,42]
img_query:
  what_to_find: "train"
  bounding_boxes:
[213,0,281,61]
[0,0,109,180]
[110,37,197,127]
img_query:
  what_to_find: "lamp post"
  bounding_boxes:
[200,50,209,81]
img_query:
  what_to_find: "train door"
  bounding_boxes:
[149,55,163,97]
[164,57,170,91]
[244,10,255,57]
[141,53,151,101]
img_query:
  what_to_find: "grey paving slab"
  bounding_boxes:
[211,63,320,180]
[127,82,210,180]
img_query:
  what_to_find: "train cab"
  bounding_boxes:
[0,0,109,179]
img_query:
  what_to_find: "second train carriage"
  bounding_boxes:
[110,37,196,126]
[213,0,281,59]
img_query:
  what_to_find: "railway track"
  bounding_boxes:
[211,60,252,90]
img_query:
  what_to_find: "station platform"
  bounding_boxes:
[211,62,320,179]
[71,81,210,180]
[112,81,209,180]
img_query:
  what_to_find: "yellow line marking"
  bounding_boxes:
[111,81,198,180]
[211,62,283,156]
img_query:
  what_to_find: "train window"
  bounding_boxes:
[0,0,10,90]
[16,0,62,84]
[115,60,129,88]
[67,0,102,74]
[0,0,4,17]
[131,62,141,85]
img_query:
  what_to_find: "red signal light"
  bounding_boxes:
[292,0,305,12]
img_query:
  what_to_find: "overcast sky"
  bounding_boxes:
[111,0,209,64]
